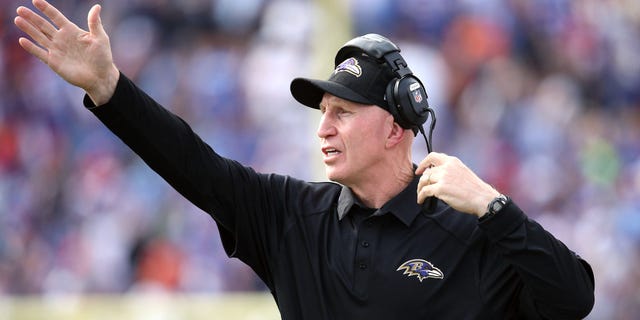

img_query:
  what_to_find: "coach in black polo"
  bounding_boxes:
[14,2,594,318]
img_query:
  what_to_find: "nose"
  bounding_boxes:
[317,112,337,139]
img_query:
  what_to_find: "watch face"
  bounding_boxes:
[490,195,507,213]
[486,195,509,217]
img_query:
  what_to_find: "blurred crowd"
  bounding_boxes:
[1,0,639,318]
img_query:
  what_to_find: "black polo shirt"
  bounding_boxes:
[87,73,594,320]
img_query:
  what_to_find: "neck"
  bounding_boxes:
[349,161,414,208]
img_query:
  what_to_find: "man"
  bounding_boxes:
[14,0,594,319]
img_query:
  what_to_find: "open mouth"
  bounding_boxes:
[322,147,342,158]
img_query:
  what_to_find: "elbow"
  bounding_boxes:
[571,289,595,319]
[544,273,595,319]
[573,259,596,318]
[565,269,596,319]
[556,256,596,319]
[537,261,596,319]
[538,290,594,320]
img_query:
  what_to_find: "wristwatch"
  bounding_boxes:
[483,194,510,220]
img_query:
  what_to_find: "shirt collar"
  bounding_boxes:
[337,185,357,220]
[337,175,423,227]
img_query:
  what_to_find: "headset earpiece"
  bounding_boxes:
[335,34,431,132]
[392,75,430,129]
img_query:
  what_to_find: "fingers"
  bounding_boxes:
[87,4,105,36]
[18,37,48,62]
[15,6,57,45]
[418,164,436,187]
[33,0,71,29]
[417,165,438,203]
[417,181,436,204]
[415,152,458,204]
[14,6,53,63]
[14,0,74,44]
[415,152,446,174]
[15,0,80,64]
[416,152,444,203]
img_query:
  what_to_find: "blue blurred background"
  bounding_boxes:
[1,0,639,318]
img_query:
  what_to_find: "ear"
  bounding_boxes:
[385,120,407,148]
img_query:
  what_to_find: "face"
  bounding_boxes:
[317,93,394,186]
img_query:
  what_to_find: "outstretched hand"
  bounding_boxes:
[416,152,500,217]
[14,0,119,105]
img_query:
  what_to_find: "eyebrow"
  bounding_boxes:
[319,98,363,112]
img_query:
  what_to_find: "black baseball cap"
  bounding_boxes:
[290,54,395,110]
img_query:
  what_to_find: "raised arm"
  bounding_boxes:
[415,152,594,317]
[14,0,119,105]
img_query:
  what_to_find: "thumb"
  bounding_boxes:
[87,4,105,36]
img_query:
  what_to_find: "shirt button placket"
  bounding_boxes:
[354,218,375,296]
[359,241,369,269]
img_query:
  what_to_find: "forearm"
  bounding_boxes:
[84,72,239,228]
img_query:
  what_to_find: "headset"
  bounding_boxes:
[335,34,438,210]
[334,34,437,153]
